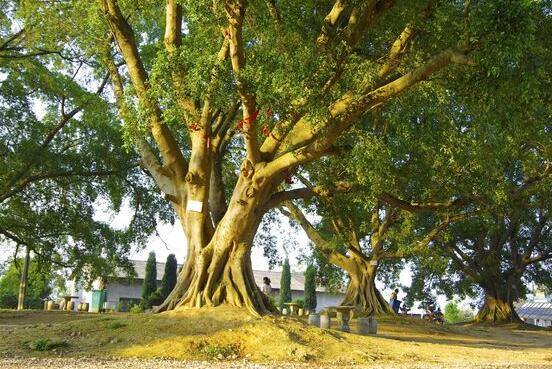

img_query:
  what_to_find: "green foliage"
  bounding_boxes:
[129,304,142,314]
[444,301,474,324]
[141,252,157,306]
[0,3,171,287]
[279,258,291,308]
[303,265,317,312]
[199,343,241,360]
[4,0,552,316]
[27,338,69,351]
[292,298,304,309]
[160,254,177,298]
[146,288,165,308]
[0,257,61,309]
[107,321,127,330]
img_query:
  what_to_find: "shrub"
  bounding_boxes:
[161,254,178,298]
[147,288,165,307]
[279,258,291,309]
[444,301,474,323]
[304,265,317,312]
[141,252,157,306]
[28,338,69,351]
[107,321,127,329]
[292,298,304,309]
[200,343,241,360]
[129,304,142,313]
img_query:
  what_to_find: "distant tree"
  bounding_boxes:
[304,265,317,313]
[0,257,62,309]
[279,259,291,309]
[0,9,168,288]
[161,254,178,299]
[445,301,474,323]
[141,252,157,306]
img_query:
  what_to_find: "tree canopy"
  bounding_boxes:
[0,1,173,285]
[2,0,551,318]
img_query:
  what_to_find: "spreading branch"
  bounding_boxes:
[102,0,188,182]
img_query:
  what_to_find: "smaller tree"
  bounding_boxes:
[444,301,474,323]
[304,265,317,313]
[141,252,157,307]
[160,254,177,298]
[0,257,60,309]
[279,259,291,309]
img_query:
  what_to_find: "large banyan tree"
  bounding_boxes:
[18,0,550,314]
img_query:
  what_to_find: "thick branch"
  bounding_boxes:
[263,48,474,176]
[102,45,178,199]
[224,0,261,163]
[263,182,352,210]
[281,202,351,270]
[164,0,182,50]
[102,0,188,181]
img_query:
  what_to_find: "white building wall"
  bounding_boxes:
[281,290,344,312]
[315,292,344,311]
[104,280,144,307]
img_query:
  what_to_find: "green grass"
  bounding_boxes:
[26,338,69,351]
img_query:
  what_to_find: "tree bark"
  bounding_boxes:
[340,257,394,315]
[475,286,522,323]
[17,245,30,311]
[155,162,278,316]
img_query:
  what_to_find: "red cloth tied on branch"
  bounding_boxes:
[236,109,260,130]
[266,107,273,118]
[189,122,200,132]
[262,125,270,137]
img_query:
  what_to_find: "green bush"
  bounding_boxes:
[304,265,317,312]
[0,293,17,309]
[0,257,58,309]
[141,252,157,307]
[147,288,165,307]
[129,304,142,313]
[161,254,178,298]
[200,343,241,360]
[279,258,291,309]
[107,321,127,329]
[444,301,474,323]
[292,298,304,309]
[28,338,69,351]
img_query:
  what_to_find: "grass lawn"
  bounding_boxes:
[0,307,551,366]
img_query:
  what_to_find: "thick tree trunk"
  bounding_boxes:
[475,288,522,323]
[155,161,278,315]
[340,258,393,315]
[17,246,30,311]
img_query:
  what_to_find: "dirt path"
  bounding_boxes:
[0,357,551,369]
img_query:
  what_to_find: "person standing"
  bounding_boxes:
[262,277,272,296]
[389,288,401,313]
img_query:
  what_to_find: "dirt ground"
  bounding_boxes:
[0,307,551,368]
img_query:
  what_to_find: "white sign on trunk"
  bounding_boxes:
[186,200,203,213]
[370,260,378,266]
